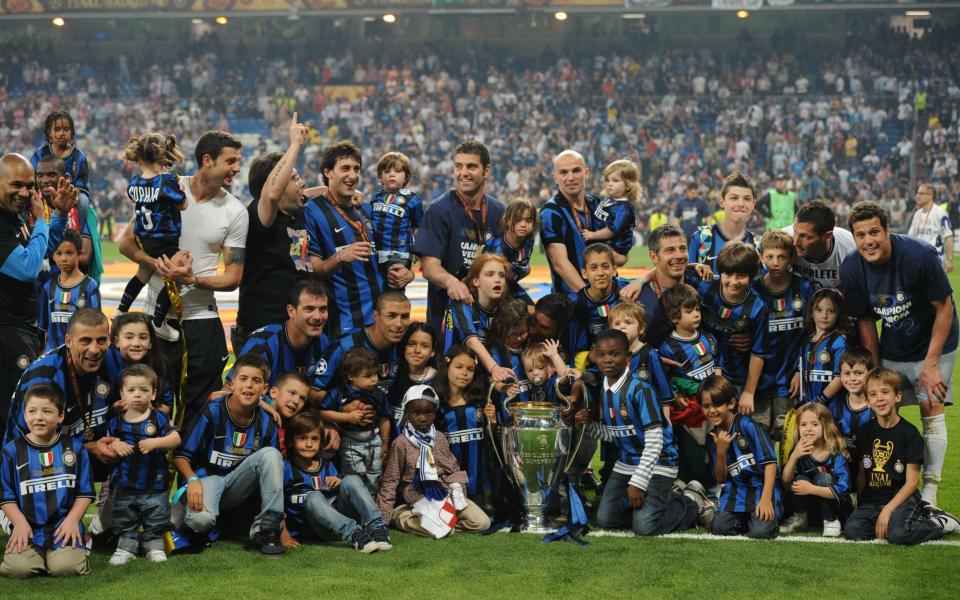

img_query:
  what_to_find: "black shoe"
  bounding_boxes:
[253,513,284,558]
[369,526,393,551]
[351,529,378,554]
[580,472,602,492]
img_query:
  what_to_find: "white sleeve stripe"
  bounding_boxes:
[629,426,663,491]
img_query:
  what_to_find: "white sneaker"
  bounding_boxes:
[780,512,808,533]
[145,549,167,563]
[154,322,180,342]
[88,514,104,536]
[928,506,960,534]
[109,549,137,566]
[682,480,716,528]
[0,511,11,535]
[822,519,842,538]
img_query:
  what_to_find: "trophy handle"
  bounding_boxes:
[485,379,508,469]
[552,374,576,413]
[562,380,592,474]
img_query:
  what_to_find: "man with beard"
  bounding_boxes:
[304,141,384,338]
[783,200,856,289]
[414,141,504,335]
[0,153,75,443]
[121,131,248,428]
[236,115,319,352]
[539,150,603,295]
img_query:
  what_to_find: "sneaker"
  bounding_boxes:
[580,470,602,492]
[369,526,393,551]
[253,513,285,558]
[780,512,808,533]
[682,480,716,528]
[145,549,167,563]
[108,549,137,566]
[671,479,687,496]
[822,519,842,538]
[111,309,127,322]
[154,322,180,343]
[928,505,960,534]
[351,529,378,554]
[0,511,11,535]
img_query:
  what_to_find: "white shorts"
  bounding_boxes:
[883,350,956,406]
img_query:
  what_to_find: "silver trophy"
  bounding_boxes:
[501,400,571,532]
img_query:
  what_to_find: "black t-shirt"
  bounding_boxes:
[854,418,923,505]
[237,200,312,330]
[0,211,39,329]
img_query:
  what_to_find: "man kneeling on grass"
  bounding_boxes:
[173,354,285,556]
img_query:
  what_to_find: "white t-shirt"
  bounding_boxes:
[782,225,856,289]
[907,204,953,264]
[146,176,249,320]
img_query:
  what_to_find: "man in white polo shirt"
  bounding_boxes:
[120,131,248,427]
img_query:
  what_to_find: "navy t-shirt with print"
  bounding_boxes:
[840,234,958,362]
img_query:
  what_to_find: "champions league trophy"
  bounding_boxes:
[497,373,593,533]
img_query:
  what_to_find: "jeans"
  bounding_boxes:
[790,472,841,522]
[339,431,383,497]
[184,447,284,540]
[711,510,779,539]
[843,494,943,545]
[595,472,698,536]
[112,488,171,554]
[304,475,386,541]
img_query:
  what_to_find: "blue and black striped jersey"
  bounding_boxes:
[792,452,851,501]
[311,328,401,397]
[483,234,534,304]
[829,393,874,453]
[801,331,846,403]
[128,172,185,241]
[568,278,630,354]
[107,410,177,491]
[442,299,495,353]
[539,192,603,294]
[5,345,121,445]
[692,276,770,386]
[598,372,678,488]
[227,323,330,390]
[371,188,423,268]
[0,434,94,548]
[174,398,278,480]
[595,198,636,256]
[688,225,759,276]
[38,275,101,352]
[31,144,89,193]
[106,347,173,412]
[304,195,384,337]
[321,384,388,434]
[708,415,781,515]
[629,344,674,404]
[282,458,339,539]
[436,403,490,498]
[658,331,719,397]
[751,274,814,398]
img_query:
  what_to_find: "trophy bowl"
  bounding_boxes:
[501,401,571,533]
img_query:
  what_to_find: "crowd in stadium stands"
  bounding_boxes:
[0,19,958,233]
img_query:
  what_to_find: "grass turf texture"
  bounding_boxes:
[2,242,959,598]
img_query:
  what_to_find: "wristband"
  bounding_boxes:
[171,477,200,503]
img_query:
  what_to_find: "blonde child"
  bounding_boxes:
[583,159,639,266]
[780,403,850,537]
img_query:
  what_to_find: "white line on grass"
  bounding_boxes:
[512,528,960,546]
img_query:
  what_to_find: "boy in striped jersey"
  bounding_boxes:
[1,383,93,578]
[701,375,780,539]
[173,354,284,557]
[831,347,874,454]
[371,152,423,288]
[752,231,814,438]
[568,243,631,359]
[106,364,180,565]
[589,330,707,535]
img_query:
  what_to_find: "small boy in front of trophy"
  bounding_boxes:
[842,368,960,544]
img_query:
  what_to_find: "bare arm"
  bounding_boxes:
[545,243,585,292]
[421,255,472,303]
[258,114,308,229]
[79,236,92,268]
[857,318,881,370]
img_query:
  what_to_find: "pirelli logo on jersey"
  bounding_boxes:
[20,473,76,496]
[62,406,110,437]
[689,361,717,381]
[808,369,835,383]
[728,453,756,477]
[209,450,248,469]
[373,203,407,218]
[768,316,804,333]
[445,428,483,444]
[601,424,637,438]
[290,492,309,505]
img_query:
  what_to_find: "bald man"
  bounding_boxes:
[539,150,604,294]
[0,153,76,441]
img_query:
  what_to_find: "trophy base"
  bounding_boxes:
[520,510,558,534]
[519,522,558,534]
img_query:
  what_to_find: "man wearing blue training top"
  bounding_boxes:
[414,141,504,336]
[0,154,75,443]
[840,200,958,508]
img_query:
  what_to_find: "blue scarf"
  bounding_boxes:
[404,421,447,501]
